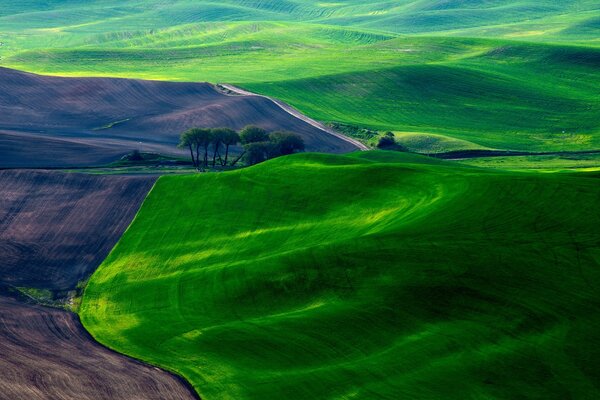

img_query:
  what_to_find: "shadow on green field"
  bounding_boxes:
[82,152,600,399]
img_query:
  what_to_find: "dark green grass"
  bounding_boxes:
[81,152,600,399]
[459,152,600,171]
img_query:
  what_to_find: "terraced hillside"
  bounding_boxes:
[0,68,356,168]
[0,170,196,399]
[82,152,600,399]
[1,2,598,154]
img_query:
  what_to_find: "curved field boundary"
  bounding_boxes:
[0,169,199,399]
[0,296,197,400]
[218,84,369,151]
[0,170,156,292]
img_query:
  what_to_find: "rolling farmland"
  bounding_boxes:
[0,170,195,399]
[0,67,356,168]
[1,2,599,153]
[0,1,599,399]
[81,152,600,399]
[0,296,197,400]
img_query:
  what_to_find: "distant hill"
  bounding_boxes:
[1,1,598,40]
[1,1,598,153]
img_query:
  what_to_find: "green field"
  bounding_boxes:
[2,1,599,153]
[5,3,600,398]
[81,152,600,399]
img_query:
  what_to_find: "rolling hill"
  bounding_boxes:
[1,1,598,154]
[81,152,600,399]
[0,67,356,168]
[2,2,600,399]
[0,296,196,400]
[1,1,598,40]
[0,170,154,293]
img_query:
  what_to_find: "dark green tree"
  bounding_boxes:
[218,128,240,166]
[195,128,213,168]
[178,128,213,169]
[209,128,224,167]
[178,129,198,168]
[240,125,268,145]
[244,142,271,165]
[377,132,397,149]
[269,131,305,156]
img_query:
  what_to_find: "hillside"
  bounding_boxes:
[0,67,356,168]
[2,2,600,398]
[81,152,600,399]
[0,296,196,400]
[0,170,154,295]
[1,2,598,154]
[1,1,598,40]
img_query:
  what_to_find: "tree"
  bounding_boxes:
[209,128,223,167]
[209,128,237,167]
[240,125,268,145]
[376,132,408,152]
[218,128,240,166]
[269,131,305,156]
[236,125,269,166]
[178,129,198,168]
[194,128,213,168]
[377,132,396,149]
[244,142,271,165]
[178,128,212,169]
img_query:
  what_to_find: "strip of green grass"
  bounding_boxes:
[81,151,600,399]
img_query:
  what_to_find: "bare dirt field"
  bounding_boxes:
[0,67,357,167]
[0,170,156,293]
[0,296,197,400]
[0,169,199,398]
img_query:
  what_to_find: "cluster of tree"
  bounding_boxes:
[178,125,305,169]
[239,126,305,165]
[178,127,241,169]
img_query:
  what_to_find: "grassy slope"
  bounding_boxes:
[245,39,600,151]
[1,2,599,153]
[81,152,600,399]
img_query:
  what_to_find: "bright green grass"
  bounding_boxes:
[3,28,599,152]
[81,152,600,399]
[243,38,600,151]
[1,2,599,154]
[459,152,600,171]
[2,1,598,41]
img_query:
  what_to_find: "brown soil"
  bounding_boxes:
[0,169,198,399]
[0,67,357,167]
[0,296,197,400]
[0,170,155,293]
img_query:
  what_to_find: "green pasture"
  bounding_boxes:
[81,152,600,399]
